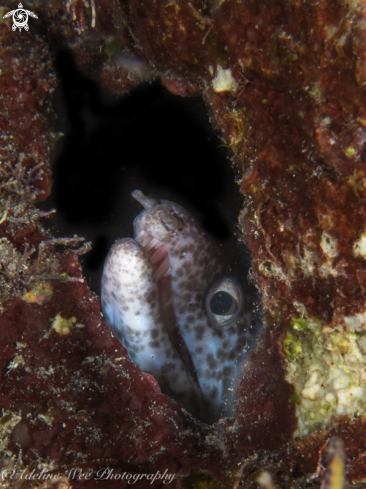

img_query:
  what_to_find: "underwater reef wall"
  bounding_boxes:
[2,0,366,486]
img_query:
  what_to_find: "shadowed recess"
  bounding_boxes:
[49,50,250,296]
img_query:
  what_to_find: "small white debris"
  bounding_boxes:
[5,354,24,375]
[212,65,238,93]
[51,313,78,336]
[320,232,338,258]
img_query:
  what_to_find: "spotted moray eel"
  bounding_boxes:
[101,190,252,423]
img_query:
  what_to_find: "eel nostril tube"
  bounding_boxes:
[132,189,157,209]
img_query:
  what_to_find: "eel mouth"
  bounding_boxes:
[135,228,175,312]
[135,229,199,383]
[135,229,171,282]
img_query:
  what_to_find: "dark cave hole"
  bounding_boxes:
[46,50,251,296]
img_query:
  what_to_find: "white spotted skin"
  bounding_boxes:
[102,192,250,423]
[101,238,203,415]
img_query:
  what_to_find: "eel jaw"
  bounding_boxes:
[135,229,171,282]
[135,228,199,385]
[135,228,174,311]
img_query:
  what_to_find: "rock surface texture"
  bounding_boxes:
[1,0,366,487]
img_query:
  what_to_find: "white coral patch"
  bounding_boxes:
[212,65,238,93]
[357,334,366,354]
[286,320,366,437]
[301,370,322,400]
[353,232,366,258]
[344,312,366,332]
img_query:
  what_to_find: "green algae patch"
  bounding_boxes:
[284,317,366,436]
[283,331,302,361]
[290,390,301,404]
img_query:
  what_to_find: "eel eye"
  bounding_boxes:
[205,277,243,329]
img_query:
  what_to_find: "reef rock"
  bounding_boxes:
[2,0,366,486]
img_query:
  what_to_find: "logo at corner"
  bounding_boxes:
[3,3,38,32]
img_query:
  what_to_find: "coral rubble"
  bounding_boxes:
[2,0,366,486]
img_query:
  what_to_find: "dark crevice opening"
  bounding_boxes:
[46,49,252,299]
